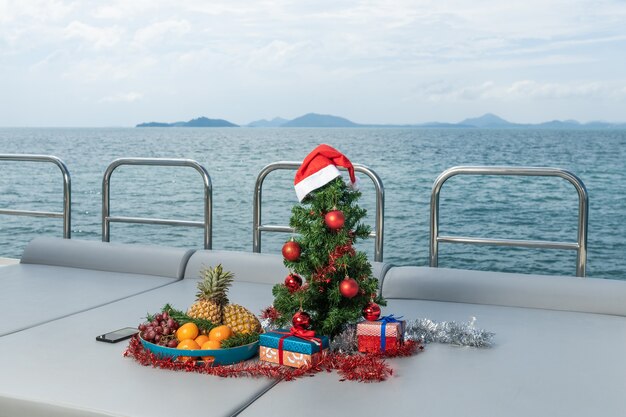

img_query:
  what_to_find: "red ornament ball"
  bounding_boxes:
[339,277,359,298]
[362,301,381,321]
[324,210,345,230]
[284,274,303,293]
[282,240,301,261]
[292,311,311,330]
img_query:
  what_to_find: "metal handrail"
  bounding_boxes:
[0,154,71,238]
[430,166,589,277]
[102,158,212,249]
[253,161,385,262]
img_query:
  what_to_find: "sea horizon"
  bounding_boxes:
[4,112,626,129]
[1,127,625,280]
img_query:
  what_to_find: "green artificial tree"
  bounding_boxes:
[271,177,386,337]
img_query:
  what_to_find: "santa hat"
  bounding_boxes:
[294,144,358,202]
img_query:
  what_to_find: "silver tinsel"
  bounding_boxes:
[328,317,494,352]
[330,324,358,354]
[404,317,494,347]
[260,317,279,333]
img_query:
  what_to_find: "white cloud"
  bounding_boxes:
[62,56,157,82]
[422,81,495,101]
[64,21,124,49]
[0,0,9,24]
[133,20,191,47]
[99,92,143,103]
[246,40,314,69]
[184,2,258,16]
[503,80,605,99]
[0,0,75,24]
[28,49,67,72]
[421,80,626,102]
[92,0,165,20]
[3,0,626,125]
[504,35,626,57]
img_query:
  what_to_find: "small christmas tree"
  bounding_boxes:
[270,145,385,337]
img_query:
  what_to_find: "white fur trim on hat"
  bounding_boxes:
[294,164,341,202]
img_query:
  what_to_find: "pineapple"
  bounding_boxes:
[187,264,233,324]
[187,264,262,334]
[223,304,261,334]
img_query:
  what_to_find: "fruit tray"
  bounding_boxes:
[139,337,259,366]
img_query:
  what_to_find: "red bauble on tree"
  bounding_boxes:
[282,240,301,261]
[292,311,311,330]
[284,274,303,293]
[324,209,345,230]
[362,301,381,321]
[339,277,359,298]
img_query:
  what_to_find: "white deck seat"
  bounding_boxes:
[184,249,391,285]
[12,238,626,417]
[0,237,194,336]
[240,297,626,417]
[0,277,278,417]
[4,268,626,417]
[184,250,289,283]
[21,237,193,278]
[225,266,623,416]
[380,266,626,317]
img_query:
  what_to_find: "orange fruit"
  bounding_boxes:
[195,335,210,346]
[208,325,233,342]
[177,339,200,350]
[201,340,221,350]
[201,340,221,362]
[176,322,199,342]
[177,338,200,362]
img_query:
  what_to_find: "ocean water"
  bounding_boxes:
[1,127,625,279]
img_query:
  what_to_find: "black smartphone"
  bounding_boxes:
[96,327,139,343]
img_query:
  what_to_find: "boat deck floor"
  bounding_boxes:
[1,238,625,417]
[0,257,19,266]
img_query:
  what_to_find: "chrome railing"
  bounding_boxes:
[0,154,71,238]
[430,166,589,277]
[253,161,385,262]
[102,158,212,249]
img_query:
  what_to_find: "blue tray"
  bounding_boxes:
[140,337,259,365]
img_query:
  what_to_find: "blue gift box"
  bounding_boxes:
[259,329,329,355]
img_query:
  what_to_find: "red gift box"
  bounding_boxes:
[357,318,405,353]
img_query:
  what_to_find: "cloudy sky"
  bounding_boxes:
[1,0,626,126]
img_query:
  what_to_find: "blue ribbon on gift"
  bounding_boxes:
[378,314,403,352]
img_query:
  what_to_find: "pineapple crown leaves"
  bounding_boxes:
[197,264,234,307]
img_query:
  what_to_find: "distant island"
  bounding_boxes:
[282,113,359,127]
[137,117,238,128]
[137,113,626,129]
[246,117,289,127]
[453,113,626,129]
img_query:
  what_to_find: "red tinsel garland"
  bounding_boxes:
[260,306,281,321]
[312,241,356,284]
[124,337,422,383]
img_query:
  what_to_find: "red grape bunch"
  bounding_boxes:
[138,312,180,348]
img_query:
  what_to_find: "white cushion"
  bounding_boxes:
[381,266,626,317]
[21,237,194,279]
[184,249,390,285]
